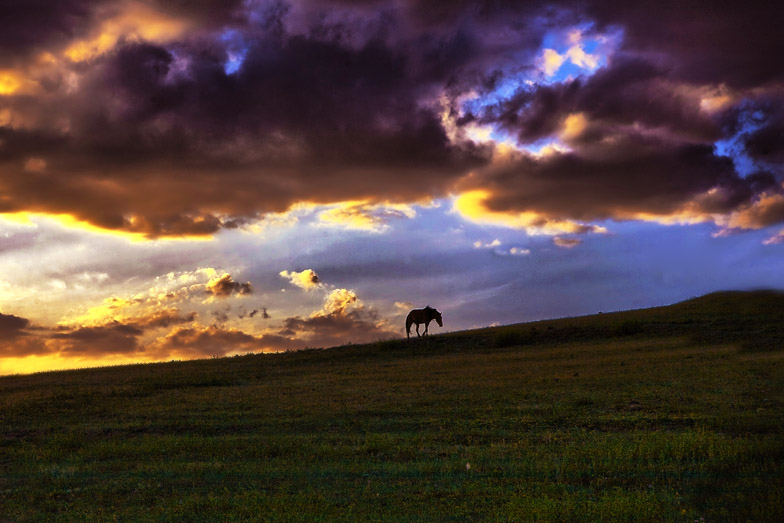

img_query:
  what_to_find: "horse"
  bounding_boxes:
[406,306,443,338]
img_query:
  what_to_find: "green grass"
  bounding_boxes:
[1,290,783,521]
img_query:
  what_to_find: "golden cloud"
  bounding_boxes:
[279,269,322,291]
[453,189,606,236]
[724,191,784,231]
[316,288,360,318]
[64,2,190,62]
[317,201,417,232]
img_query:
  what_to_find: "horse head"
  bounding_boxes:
[432,308,443,327]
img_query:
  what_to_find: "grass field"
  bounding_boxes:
[1,291,783,521]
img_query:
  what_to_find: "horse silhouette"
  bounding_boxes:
[406,306,443,338]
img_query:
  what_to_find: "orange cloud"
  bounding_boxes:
[724,191,784,231]
[317,201,417,232]
[0,69,38,95]
[64,2,190,62]
[453,189,606,236]
[279,269,322,291]
[317,288,360,317]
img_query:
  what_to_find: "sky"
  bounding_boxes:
[1,0,783,374]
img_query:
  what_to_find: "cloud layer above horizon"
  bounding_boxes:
[1,0,781,238]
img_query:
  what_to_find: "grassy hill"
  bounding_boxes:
[1,291,783,521]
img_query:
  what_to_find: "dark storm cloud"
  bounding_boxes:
[468,27,783,225]
[0,0,251,74]
[482,58,724,145]
[580,0,784,88]
[742,105,784,166]
[1,0,783,235]
[0,0,99,66]
[467,134,753,222]
[0,26,488,236]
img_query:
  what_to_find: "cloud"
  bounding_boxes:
[320,288,359,316]
[240,307,269,320]
[279,288,398,345]
[742,106,784,165]
[473,239,501,249]
[454,188,606,236]
[539,49,566,77]
[456,126,765,232]
[763,230,784,246]
[0,312,31,340]
[130,308,198,329]
[279,269,322,291]
[148,325,292,358]
[580,0,784,88]
[0,304,275,360]
[205,273,252,297]
[723,190,784,231]
[0,3,490,237]
[553,237,581,248]
[44,306,198,357]
[0,1,245,68]
[0,0,782,241]
[0,263,390,363]
[0,312,47,356]
[49,323,143,355]
[482,57,723,147]
[394,301,414,312]
[317,201,417,232]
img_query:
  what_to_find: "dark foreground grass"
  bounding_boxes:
[1,291,783,521]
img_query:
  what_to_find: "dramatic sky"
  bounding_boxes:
[1,0,783,374]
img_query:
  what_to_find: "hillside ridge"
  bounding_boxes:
[2,289,782,381]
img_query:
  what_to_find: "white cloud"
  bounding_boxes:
[473,239,501,248]
[763,229,784,245]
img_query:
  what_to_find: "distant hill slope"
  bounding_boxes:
[4,290,782,382]
[452,289,784,352]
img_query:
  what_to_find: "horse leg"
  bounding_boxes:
[424,319,430,336]
[416,323,421,337]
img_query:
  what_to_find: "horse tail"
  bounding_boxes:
[405,312,413,338]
